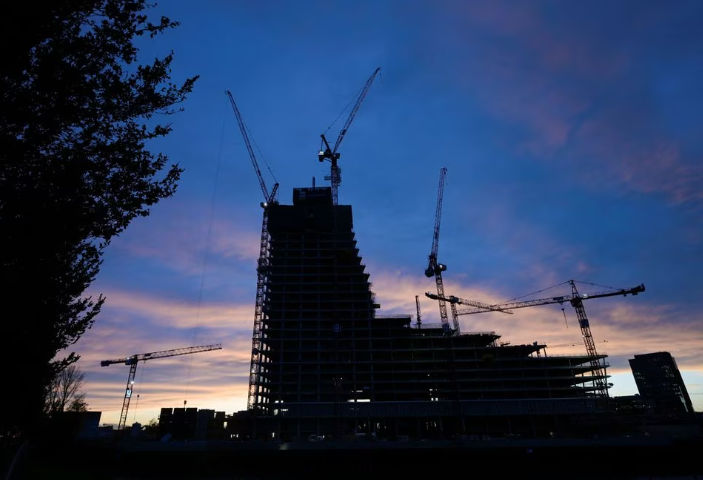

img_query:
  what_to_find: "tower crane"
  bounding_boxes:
[226,92,279,409]
[428,281,645,397]
[424,167,460,334]
[226,90,283,411]
[226,90,279,206]
[100,344,222,430]
[318,67,380,205]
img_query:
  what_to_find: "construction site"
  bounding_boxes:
[6,0,702,474]
[18,68,702,480]
[87,69,697,446]
[224,69,665,442]
[237,181,645,441]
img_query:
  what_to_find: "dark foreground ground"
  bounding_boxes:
[5,435,703,480]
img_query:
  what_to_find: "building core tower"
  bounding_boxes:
[248,186,377,412]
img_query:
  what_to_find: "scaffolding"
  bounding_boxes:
[247,209,272,411]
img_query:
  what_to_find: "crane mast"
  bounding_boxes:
[424,167,459,333]
[432,282,645,397]
[415,295,422,329]
[569,281,608,397]
[225,91,279,410]
[318,67,380,205]
[100,344,222,430]
[226,90,279,205]
[248,208,273,411]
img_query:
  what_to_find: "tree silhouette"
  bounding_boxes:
[44,365,87,416]
[0,1,198,437]
[68,397,89,413]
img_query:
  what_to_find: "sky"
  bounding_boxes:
[69,0,703,426]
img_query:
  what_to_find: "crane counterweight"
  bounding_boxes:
[425,167,460,334]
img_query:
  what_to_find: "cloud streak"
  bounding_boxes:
[97,288,254,331]
[114,211,262,277]
[71,287,257,423]
[420,1,703,206]
[62,1,703,422]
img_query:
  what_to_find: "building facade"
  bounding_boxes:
[629,352,694,415]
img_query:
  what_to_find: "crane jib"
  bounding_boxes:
[430,282,645,398]
[100,344,222,430]
[226,90,276,204]
[318,67,381,205]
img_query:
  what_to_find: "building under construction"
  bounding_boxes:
[243,185,610,440]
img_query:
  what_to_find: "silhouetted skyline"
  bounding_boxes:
[68,1,702,425]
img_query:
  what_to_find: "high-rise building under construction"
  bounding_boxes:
[245,185,607,439]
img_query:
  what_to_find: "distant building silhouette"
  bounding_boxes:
[49,411,102,439]
[629,352,694,415]
[159,407,226,439]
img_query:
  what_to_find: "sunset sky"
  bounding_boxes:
[69,1,702,426]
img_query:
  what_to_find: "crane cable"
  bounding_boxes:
[183,110,228,408]
[505,279,625,304]
[132,361,146,424]
[505,280,571,302]
[245,121,277,184]
[323,86,361,135]
[321,69,383,148]
[508,279,623,330]
[572,279,619,291]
